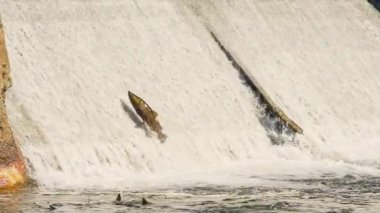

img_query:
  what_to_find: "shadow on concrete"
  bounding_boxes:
[120,99,151,137]
[368,0,380,11]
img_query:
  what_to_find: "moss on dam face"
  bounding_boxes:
[0,20,26,189]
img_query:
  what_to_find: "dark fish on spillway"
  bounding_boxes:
[128,91,167,142]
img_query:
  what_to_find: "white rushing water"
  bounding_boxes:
[0,0,379,190]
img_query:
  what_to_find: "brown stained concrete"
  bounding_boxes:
[0,21,25,176]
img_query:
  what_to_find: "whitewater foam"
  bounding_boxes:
[0,0,379,189]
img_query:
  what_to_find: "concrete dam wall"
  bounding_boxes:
[0,0,379,189]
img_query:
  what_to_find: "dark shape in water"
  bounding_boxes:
[114,193,123,205]
[142,198,149,205]
[128,91,167,142]
[49,204,56,211]
[113,193,144,208]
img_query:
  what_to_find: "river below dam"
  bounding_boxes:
[1,176,380,212]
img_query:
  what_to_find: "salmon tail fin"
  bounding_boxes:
[158,132,167,143]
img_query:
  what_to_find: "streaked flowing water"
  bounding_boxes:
[0,0,379,212]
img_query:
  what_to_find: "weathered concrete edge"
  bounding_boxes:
[229,48,304,134]
[180,1,303,135]
[209,31,303,134]
[230,49,304,134]
[0,18,26,190]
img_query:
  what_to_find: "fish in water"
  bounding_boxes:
[128,91,167,142]
[114,193,151,207]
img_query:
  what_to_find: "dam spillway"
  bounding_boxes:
[0,0,379,192]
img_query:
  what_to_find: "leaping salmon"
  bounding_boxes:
[128,91,167,142]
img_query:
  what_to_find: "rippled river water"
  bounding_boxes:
[1,176,380,212]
